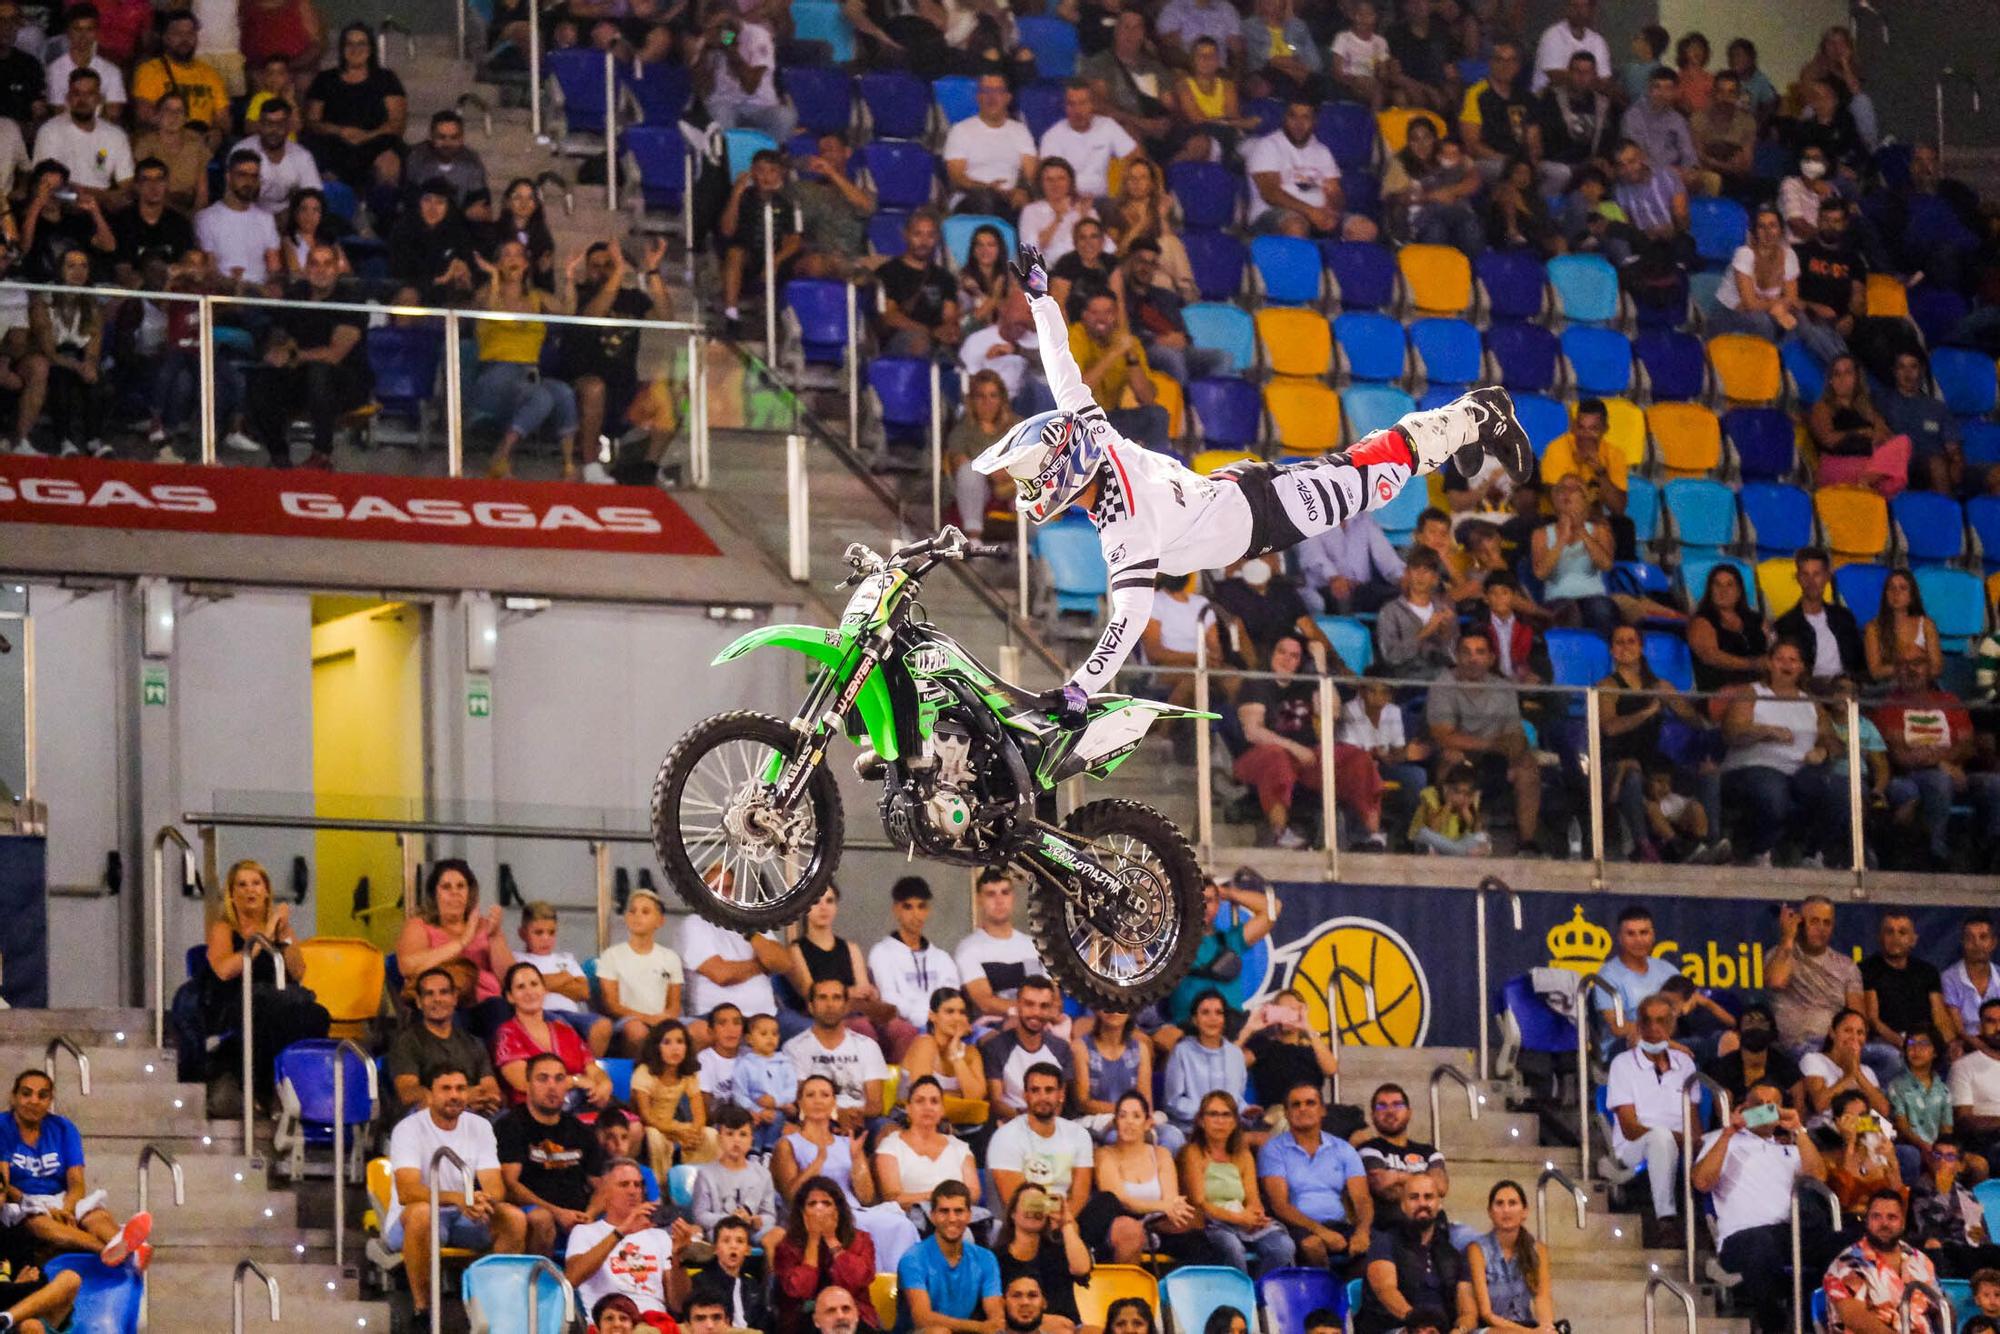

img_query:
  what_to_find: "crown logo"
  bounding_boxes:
[1547,905,1613,976]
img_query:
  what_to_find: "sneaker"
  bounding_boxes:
[13,438,43,456]
[154,443,186,464]
[221,431,262,454]
[132,1242,153,1274]
[86,439,111,458]
[99,1210,151,1267]
[56,439,77,457]
[1359,832,1388,851]
[1709,836,1732,863]
[1748,850,1773,867]
[146,424,168,445]
[582,460,613,485]
[1258,824,1308,850]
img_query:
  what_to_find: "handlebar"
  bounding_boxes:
[842,527,1001,587]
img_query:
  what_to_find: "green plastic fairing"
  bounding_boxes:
[712,625,901,760]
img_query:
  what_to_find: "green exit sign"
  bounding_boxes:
[466,676,491,718]
[141,663,168,707]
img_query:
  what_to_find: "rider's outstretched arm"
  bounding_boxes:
[1069,570,1156,698]
[1029,292,1106,420]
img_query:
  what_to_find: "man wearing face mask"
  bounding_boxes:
[1691,1080,1830,1334]
[1779,145,1840,242]
[1703,1002,1805,1112]
[977,243,1531,725]
[1605,994,1698,1248]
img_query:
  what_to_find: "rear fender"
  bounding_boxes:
[712,624,901,761]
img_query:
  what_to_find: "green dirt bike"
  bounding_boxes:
[651,526,1213,1008]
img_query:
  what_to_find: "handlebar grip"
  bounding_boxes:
[963,541,1010,559]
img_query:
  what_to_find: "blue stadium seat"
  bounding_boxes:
[791,0,856,61]
[1634,328,1706,402]
[932,75,978,125]
[273,1039,375,1179]
[320,178,358,223]
[1019,81,1064,139]
[867,210,909,257]
[1484,321,1560,393]
[1916,567,1988,650]
[1184,303,1257,375]
[1835,563,1892,623]
[1545,628,1611,686]
[1942,1277,1976,1324]
[867,358,942,443]
[1261,1267,1344,1333]
[1244,97,1284,135]
[1341,168,1380,223]
[1166,161,1239,232]
[1515,392,1570,456]
[463,1255,571,1334]
[1663,478,1738,551]
[1314,616,1374,674]
[1547,253,1621,325]
[1159,1267,1258,1334]
[941,214,1015,268]
[1035,522,1110,613]
[598,1057,634,1101]
[1966,422,2000,468]
[42,1255,142,1334]
[1342,384,1415,439]
[1642,631,1695,691]
[366,326,442,432]
[1187,377,1262,448]
[858,70,931,139]
[859,140,937,210]
[1315,101,1377,174]
[1781,339,1828,405]
[1724,407,1796,481]
[544,48,611,135]
[785,280,849,366]
[1739,482,1815,557]
[627,60,692,124]
[1184,230,1248,301]
[1250,235,1324,306]
[1373,472,1430,541]
[1970,496,2000,572]
[1612,559,1674,600]
[668,1162,699,1207]
[1475,250,1547,322]
[783,66,853,135]
[1324,240,1397,311]
[1561,325,1633,397]
[1931,346,1999,419]
[1408,316,1482,387]
[1893,491,1966,566]
[1682,554,1760,611]
[1908,285,1969,348]
[1332,311,1407,383]
[723,127,779,179]
[1627,476,1660,545]
[621,127,688,215]
[1501,974,1577,1055]
[1688,196,1748,267]
[1015,16,1080,78]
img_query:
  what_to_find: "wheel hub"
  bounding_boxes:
[722,786,810,864]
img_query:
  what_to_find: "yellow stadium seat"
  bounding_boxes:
[1398,243,1473,315]
[880,1066,901,1116]
[1077,1265,1160,1328]
[1647,401,1723,477]
[1254,307,1333,379]
[1989,570,2000,613]
[870,1274,899,1329]
[1706,333,1782,404]
[366,1157,474,1260]
[1573,396,1648,471]
[1757,556,1804,618]
[1376,106,1446,154]
[296,937,385,1038]
[1816,485,1890,564]
[1264,377,1343,454]
[1141,370,1186,440]
[1865,272,1909,319]
[942,1095,990,1126]
[1192,449,1257,474]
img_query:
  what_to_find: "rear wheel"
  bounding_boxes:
[650,710,843,931]
[1021,799,1204,1010]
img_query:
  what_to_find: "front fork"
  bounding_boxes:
[1017,822,1132,934]
[769,641,880,810]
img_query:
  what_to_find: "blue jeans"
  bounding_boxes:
[1411,201,1485,255]
[1890,767,2000,860]
[1721,764,1845,860]
[1144,340,1228,386]
[471,361,579,440]
[1201,1219,1296,1275]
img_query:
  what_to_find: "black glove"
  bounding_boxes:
[1037,683,1089,728]
[1012,242,1049,298]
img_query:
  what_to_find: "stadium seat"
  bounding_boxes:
[723,127,779,179]
[870,1274,899,1329]
[463,1255,571,1334]
[1547,253,1622,325]
[598,1056,635,1101]
[1188,377,1263,449]
[1970,496,2000,572]
[791,0,856,61]
[1167,161,1239,232]
[1499,974,1578,1062]
[1183,303,1257,375]
[1663,478,1738,551]
[273,1039,377,1180]
[367,325,443,439]
[1893,491,1966,566]
[1484,321,1560,393]
[940,214,1014,268]
[1332,311,1408,383]
[1342,385,1415,439]
[1818,486,1892,564]
[1015,16,1080,78]
[1018,81,1064,139]
[1688,196,1748,267]
[544,48,614,137]
[1757,556,1804,618]
[785,279,851,366]
[1036,521,1109,616]
[1835,562,1892,622]
[1561,325,1633,397]
[1649,401,1724,477]
[1612,559,1674,603]
[1942,1279,1976,1329]
[1682,554,1761,611]
[1780,339,1828,405]
[1634,328,1707,402]
[1738,481,1814,558]
[1242,96,1285,136]
[1325,240,1398,311]
[867,357,942,443]
[1315,616,1374,674]
[1149,371,1187,440]
[1264,378,1343,454]
[1262,1267,1344,1334]
[1932,347,2000,419]
[858,140,937,210]
[1376,106,1445,153]
[1688,269,1726,324]
[1865,272,1910,320]
[1545,628,1612,687]
[1250,235,1325,306]
[931,75,978,125]
[1315,101,1377,173]
[1192,448,1257,474]
[1724,407,1797,481]
[1515,393,1570,456]
[1184,230,1249,301]
[867,210,909,257]
[42,1255,141,1334]
[1967,422,2000,468]
[1642,631,1695,691]
[1398,243,1473,315]
[857,70,930,138]
[623,126,689,216]
[1916,567,1988,650]
[1256,307,1333,378]
[1078,1267,1159,1328]
[1161,1266,1258,1334]
[1627,476,1660,545]
[783,66,853,135]
[1598,397,1649,470]
[1908,285,1969,348]
[1707,333,1782,405]
[294,938,384,1039]
[625,57,695,124]
[1475,250,1547,322]
[1408,316,1482,388]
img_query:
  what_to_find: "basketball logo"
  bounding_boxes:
[1260,916,1431,1046]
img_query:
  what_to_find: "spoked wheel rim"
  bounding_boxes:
[673,734,820,913]
[1057,830,1183,990]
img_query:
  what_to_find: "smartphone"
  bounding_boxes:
[720,25,736,44]
[1855,1114,1884,1135]
[1259,1004,1292,1028]
[1742,1103,1781,1130]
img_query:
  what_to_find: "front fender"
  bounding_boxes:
[713,624,901,761]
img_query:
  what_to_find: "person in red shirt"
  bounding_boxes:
[489,963,616,1108]
[1873,653,2000,871]
[773,1176,878,1334]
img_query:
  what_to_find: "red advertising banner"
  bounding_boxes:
[0,455,722,556]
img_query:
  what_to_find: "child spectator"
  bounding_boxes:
[632,1019,711,1181]
[1375,548,1460,678]
[1620,24,1669,104]
[1408,762,1490,856]
[1972,1270,2000,1323]
[593,1107,660,1200]
[1642,762,1719,865]
[692,1105,784,1250]
[596,889,685,1057]
[1480,572,1545,684]
[698,1004,745,1115]
[516,901,612,1056]
[691,1215,770,1329]
[732,1013,799,1157]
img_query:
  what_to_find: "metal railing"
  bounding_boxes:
[42,1035,90,1097]
[1474,875,1521,1083]
[231,1258,281,1332]
[1534,1163,1587,1241]
[1426,1063,1479,1155]
[428,1146,477,1334]
[137,1144,184,1330]
[1678,1071,1732,1285]
[239,935,287,1156]
[150,826,196,1050]
[330,1038,380,1270]
[1643,1274,1697,1334]
[521,1255,578,1333]
[1901,1279,1953,1334]
[1573,973,1623,1182]
[1792,1176,1841,1334]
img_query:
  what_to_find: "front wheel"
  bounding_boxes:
[1021,799,1205,1010]
[651,710,844,931]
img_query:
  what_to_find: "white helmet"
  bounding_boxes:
[971,410,1104,524]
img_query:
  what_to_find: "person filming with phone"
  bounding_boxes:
[564,1157,689,1322]
[1692,1081,1832,1334]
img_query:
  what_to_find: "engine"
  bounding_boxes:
[877,718,1004,859]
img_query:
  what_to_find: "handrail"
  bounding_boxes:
[231,1258,281,1331]
[1642,1274,1697,1334]
[1474,875,1522,1083]
[429,1146,477,1334]
[1900,1279,1952,1334]
[42,1036,90,1097]
[1678,1071,1733,1284]
[522,1255,578,1334]
[137,1144,185,1330]
[150,826,195,1050]
[1573,973,1623,1182]
[1792,1176,1841,1334]
[1426,1063,1480,1156]
[329,1038,380,1270]
[1534,1164,1587,1240]
[239,935,287,1156]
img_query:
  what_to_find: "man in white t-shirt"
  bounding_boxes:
[952,869,1044,1024]
[596,889,687,1056]
[943,73,1037,216]
[42,6,124,116]
[194,149,281,289]
[230,98,319,214]
[1245,98,1355,239]
[866,877,962,1044]
[565,1158,688,1318]
[694,7,794,139]
[1605,993,1697,1247]
[782,978,888,1132]
[987,1063,1094,1202]
[1949,998,2000,1163]
[1036,81,1137,202]
[1531,0,1612,94]
[33,68,130,199]
[384,1064,528,1325]
[1691,1080,1831,1334]
[678,896,785,1026]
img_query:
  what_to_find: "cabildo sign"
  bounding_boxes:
[0,455,721,556]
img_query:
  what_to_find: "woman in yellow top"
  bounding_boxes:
[472,239,580,478]
[1171,36,1261,164]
